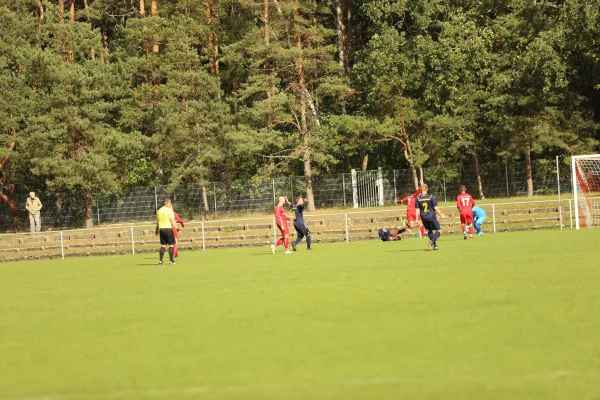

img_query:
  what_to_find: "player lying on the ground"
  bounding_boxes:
[472,206,487,236]
[456,185,475,240]
[417,184,444,251]
[396,186,426,237]
[291,196,312,251]
[271,196,293,254]
[173,211,185,257]
[378,226,407,241]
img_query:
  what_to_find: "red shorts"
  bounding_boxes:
[460,212,474,224]
[277,224,289,235]
[172,228,179,239]
[406,210,421,224]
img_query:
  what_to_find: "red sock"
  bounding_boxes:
[461,224,466,233]
[284,237,289,250]
[173,243,178,257]
[419,225,425,237]
[470,225,474,235]
[275,238,285,247]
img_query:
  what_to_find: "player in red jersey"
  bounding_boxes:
[456,185,475,240]
[271,196,293,254]
[396,187,425,237]
[172,211,185,257]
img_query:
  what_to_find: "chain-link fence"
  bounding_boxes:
[0,158,573,232]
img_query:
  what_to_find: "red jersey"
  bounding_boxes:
[398,187,422,211]
[456,193,475,214]
[174,212,185,228]
[274,205,290,226]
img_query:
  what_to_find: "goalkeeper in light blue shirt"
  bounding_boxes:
[472,206,487,236]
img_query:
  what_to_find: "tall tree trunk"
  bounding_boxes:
[296,33,315,211]
[361,154,368,171]
[100,30,108,63]
[334,0,346,114]
[0,122,18,230]
[418,166,424,185]
[83,187,94,229]
[0,193,19,231]
[67,0,75,61]
[201,184,210,213]
[396,120,419,189]
[55,193,63,227]
[335,0,345,72]
[263,0,272,96]
[525,144,534,197]
[151,0,159,53]
[58,0,65,22]
[474,153,485,199]
[36,0,45,20]
[206,1,220,79]
[139,0,145,16]
[82,0,95,59]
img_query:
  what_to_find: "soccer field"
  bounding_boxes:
[1,230,599,400]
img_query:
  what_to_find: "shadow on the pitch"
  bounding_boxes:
[135,263,163,266]
[251,252,283,256]
[384,248,435,253]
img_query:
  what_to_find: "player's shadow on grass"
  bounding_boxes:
[251,252,283,256]
[384,248,434,253]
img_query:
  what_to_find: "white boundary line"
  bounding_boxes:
[0,370,593,400]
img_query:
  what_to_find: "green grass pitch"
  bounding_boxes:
[1,230,599,400]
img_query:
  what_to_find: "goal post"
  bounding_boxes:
[572,154,600,229]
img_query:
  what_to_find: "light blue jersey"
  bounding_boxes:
[472,206,486,219]
[472,206,487,235]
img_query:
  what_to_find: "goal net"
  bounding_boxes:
[572,154,600,229]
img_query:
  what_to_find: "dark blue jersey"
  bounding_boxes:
[292,204,305,223]
[416,193,438,221]
[379,228,393,241]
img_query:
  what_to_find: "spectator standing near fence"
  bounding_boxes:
[25,192,42,234]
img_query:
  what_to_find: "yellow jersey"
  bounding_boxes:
[156,206,175,229]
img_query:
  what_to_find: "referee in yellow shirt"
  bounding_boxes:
[156,198,178,265]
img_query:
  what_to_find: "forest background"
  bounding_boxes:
[0,0,599,228]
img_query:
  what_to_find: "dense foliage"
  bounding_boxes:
[0,0,599,224]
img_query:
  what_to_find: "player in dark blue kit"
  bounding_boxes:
[416,184,444,251]
[378,227,406,241]
[291,197,312,251]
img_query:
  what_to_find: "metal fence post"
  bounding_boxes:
[393,170,397,201]
[443,178,447,202]
[569,199,573,229]
[96,197,100,225]
[571,156,579,230]
[342,174,347,208]
[60,231,64,260]
[154,186,158,211]
[351,169,358,208]
[213,182,218,213]
[505,162,510,197]
[201,222,206,251]
[492,204,496,233]
[130,226,135,255]
[345,213,349,242]
[556,156,563,230]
